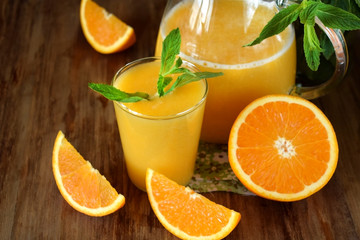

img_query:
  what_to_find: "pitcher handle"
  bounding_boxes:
[290,17,349,99]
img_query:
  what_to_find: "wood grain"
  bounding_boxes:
[1,0,359,239]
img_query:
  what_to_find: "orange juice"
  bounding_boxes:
[113,58,207,191]
[155,0,297,143]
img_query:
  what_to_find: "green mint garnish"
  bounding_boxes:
[89,28,223,103]
[158,28,223,96]
[88,83,149,102]
[245,0,360,71]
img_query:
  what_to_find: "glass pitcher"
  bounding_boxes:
[155,0,348,144]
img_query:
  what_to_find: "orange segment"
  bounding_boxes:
[52,131,125,216]
[228,95,338,202]
[80,0,136,54]
[146,168,241,239]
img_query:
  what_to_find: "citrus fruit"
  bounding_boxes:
[52,131,125,216]
[228,94,338,202]
[146,168,241,239]
[80,0,136,54]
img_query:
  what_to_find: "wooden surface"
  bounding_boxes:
[1,0,360,239]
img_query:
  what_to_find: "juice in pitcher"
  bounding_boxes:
[155,0,297,143]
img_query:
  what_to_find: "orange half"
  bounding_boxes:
[228,95,338,202]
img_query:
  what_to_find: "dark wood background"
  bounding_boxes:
[1,0,359,239]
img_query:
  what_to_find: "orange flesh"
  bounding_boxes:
[85,0,129,46]
[235,101,331,194]
[58,138,118,208]
[151,171,235,236]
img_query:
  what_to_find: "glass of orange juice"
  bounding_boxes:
[112,57,208,191]
[156,0,348,143]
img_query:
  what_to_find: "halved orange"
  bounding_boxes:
[80,0,136,54]
[52,131,125,216]
[146,168,241,239]
[228,94,338,202]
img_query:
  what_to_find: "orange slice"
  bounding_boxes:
[80,0,136,54]
[52,131,125,216]
[146,168,241,239]
[228,94,338,202]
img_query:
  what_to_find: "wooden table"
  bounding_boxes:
[1,0,359,239]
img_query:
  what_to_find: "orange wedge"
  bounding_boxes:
[80,0,136,54]
[228,95,338,202]
[52,131,125,216]
[146,168,241,239]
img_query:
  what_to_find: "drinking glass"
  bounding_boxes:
[112,57,208,191]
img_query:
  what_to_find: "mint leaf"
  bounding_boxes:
[299,1,319,25]
[356,0,360,9]
[316,2,360,30]
[165,72,223,95]
[158,28,182,97]
[319,31,334,60]
[303,23,323,71]
[175,57,183,68]
[244,3,301,46]
[157,76,165,96]
[163,77,173,88]
[177,72,223,88]
[160,28,181,76]
[88,83,149,102]
[157,76,173,96]
[321,0,360,22]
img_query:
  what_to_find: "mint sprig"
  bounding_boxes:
[89,28,223,102]
[245,0,360,71]
[157,28,223,96]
